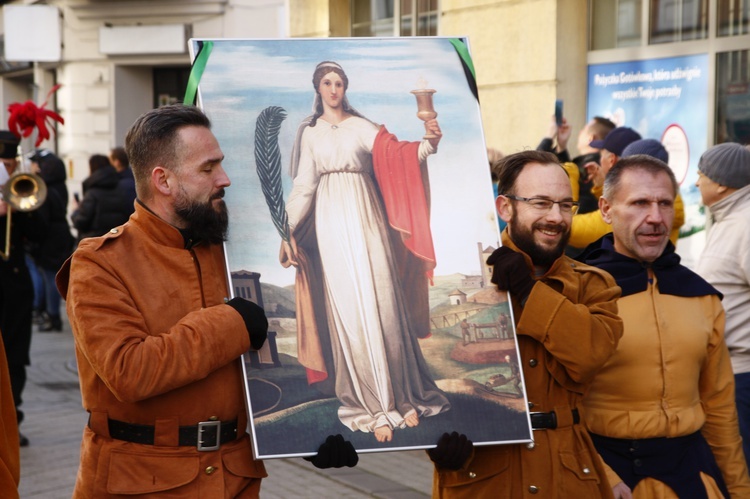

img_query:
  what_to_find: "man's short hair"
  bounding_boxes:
[589,117,616,141]
[125,105,211,198]
[110,146,129,169]
[89,154,111,174]
[603,154,678,201]
[496,150,563,196]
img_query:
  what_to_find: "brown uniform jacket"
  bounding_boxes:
[433,232,623,498]
[56,202,266,498]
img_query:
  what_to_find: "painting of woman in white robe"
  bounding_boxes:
[278,61,451,443]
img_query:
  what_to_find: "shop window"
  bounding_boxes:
[650,0,708,43]
[716,50,750,144]
[399,0,438,36]
[352,0,437,37]
[718,0,750,36]
[153,67,191,108]
[590,0,642,49]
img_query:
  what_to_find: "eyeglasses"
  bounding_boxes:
[504,195,579,215]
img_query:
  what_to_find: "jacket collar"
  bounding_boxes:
[708,184,750,224]
[132,201,195,250]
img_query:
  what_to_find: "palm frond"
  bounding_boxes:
[254,106,289,242]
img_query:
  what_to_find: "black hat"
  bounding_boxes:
[0,131,20,160]
[589,127,642,156]
[29,149,53,164]
[622,139,669,163]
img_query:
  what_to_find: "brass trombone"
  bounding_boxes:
[0,164,48,261]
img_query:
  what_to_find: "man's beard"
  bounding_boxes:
[174,189,229,244]
[510,212,570,267]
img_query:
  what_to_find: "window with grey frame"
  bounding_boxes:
[351,0,438,37]
[591,0,749,49]
[718,0,750,36]
[590,0,643,49]
[716,50,750,144]
[649,0,708,44]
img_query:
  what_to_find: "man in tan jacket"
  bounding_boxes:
[578,155,750,498]
[57,105,269,497]
[431,150,624,498]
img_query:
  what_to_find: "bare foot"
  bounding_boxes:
[404,411,419,428]
[374,425,393,442]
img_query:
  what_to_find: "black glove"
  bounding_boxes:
[486,246,535,305]
[428,432,473,471]
[304,434,358,469]
[226,297,268,350]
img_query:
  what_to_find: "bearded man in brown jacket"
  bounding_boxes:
[56,105,270,497]
[430,150,623,498]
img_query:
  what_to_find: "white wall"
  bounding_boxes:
[113,66,152,147]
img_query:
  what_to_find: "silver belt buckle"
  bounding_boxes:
[197,420,221,451]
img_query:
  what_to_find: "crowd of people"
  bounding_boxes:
[0,97,748,498]
[468,118,750,498]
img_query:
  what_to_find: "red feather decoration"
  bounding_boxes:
[7,84,64,147]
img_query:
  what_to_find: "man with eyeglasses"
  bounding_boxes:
[577,155,750,498]
[431,150,624,498]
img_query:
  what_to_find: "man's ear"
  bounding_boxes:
[152,166,171,196]
[599,195,612,224]
[496,195,513,224]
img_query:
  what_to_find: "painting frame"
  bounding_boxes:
[189,36,533,459]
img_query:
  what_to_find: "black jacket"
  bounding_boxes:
[72,165,130,242]
[117,167,137,214]
[32,155,74,271]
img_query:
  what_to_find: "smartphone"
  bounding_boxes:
[554,99,564,126]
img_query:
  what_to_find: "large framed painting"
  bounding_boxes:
[188,37,532,459]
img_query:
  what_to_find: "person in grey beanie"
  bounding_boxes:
[695,141,750,469]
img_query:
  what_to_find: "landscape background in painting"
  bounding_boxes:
[190,37,532,459]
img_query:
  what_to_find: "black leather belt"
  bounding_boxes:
[105,418,238,451]
[530,408,580,430]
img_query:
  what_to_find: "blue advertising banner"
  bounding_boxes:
[587,54,709,267]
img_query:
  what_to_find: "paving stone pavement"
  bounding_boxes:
[17,317,433,498]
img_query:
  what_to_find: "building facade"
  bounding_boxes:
[0,0,747,221]
[0,0,287,194]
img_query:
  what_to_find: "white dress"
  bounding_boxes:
[286,116,450,432]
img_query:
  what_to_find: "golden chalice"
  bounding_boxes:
[411,81,438,140]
